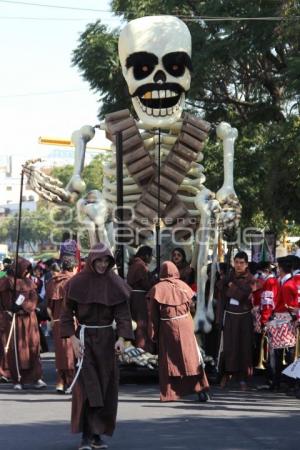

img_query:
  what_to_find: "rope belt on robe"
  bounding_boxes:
[66,323,113,394]
[131,289,147,293]
[159,313,204,366]
[4,311,21,382]
[160,313,189,321]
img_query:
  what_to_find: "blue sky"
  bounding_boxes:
[0,0,122,166]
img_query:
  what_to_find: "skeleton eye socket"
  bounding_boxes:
[133,63,155,80]
[164,61,185,77]
[162,52,192,78]
[126,52,159,81]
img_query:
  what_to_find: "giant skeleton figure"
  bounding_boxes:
[24,16,241,334]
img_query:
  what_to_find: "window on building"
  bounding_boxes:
[28,195,34,201]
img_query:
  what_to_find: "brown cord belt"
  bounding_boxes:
[105,109,211,240]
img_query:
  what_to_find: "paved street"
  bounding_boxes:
[0,352,300,450]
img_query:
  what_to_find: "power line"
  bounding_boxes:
[185,16,300,22]
[0,16,119,21]
[0,1,299,21]
[0,16,101,20]
[0,0,111,12]
[0,88,90,99]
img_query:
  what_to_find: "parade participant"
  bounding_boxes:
[250,266,264,367]
[147,261,209,402]
[0,260,11,382]
[0,257,46,390]
[267,257,298,391]
[218,251,254,390]
[127,246,156,353]
[0,261,6,279]
[171,247,195,285]
[59,231,81,270]
[288,255,300,321]
[252,262,278,381]
[2,257,12,274]
[32,262,50,352]
[60,243,134,450]
[46,259,76,393]
[259,262,279,327]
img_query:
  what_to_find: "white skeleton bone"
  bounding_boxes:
[24,16,241,336]
[216,122,241,228]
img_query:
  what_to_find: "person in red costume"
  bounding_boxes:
[259,262,279,327]
[268,257,298,391]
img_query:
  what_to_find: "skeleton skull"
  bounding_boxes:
[118,16,192,127]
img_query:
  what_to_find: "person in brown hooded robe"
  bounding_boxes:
[60,243,134,450]
[126,245,156,353]
[46,258,76,393]
[0,257,46,390]
[217,251,255,390]
[147,261,209,402]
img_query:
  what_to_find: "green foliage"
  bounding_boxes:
[51,165,74,186]
[72,21,131,116]
[0,207,57,250]
[82,154,105,192]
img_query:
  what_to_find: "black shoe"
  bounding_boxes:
[197,391,210,402]
[0,376,11,383]
[269,383,280,392]
[91,435,108,449]
[78,436,92,450]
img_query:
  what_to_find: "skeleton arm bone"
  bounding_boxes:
[65,125,96,202]
[206,217,219,322]
[216,122,241,228]
[193,189,220,333]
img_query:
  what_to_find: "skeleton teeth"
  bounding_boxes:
[159,90,166,98]
[160,108,167,116]
[143,91,152,99]
[167,107,173,115]
[153,109,160,116]
[171,91,177,97]
[166,90,171,97]
[146,107,152,115]
[152,91,159,99]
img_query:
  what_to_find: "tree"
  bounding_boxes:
[0,208,58,252]
[0,154,107,252]
[71,0,300,230]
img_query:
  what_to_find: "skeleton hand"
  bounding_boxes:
[218,193,242,229]
[77,191,108,227]
[119,344,158,369]
[194,187,221,219]
[23,159,72,204]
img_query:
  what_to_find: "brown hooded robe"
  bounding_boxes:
[0,257,42,384]
[60,243,134,436]
[45,271,75,387]
[147,261,209,401]
[127,256,155,353]
[219,270,254,378]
